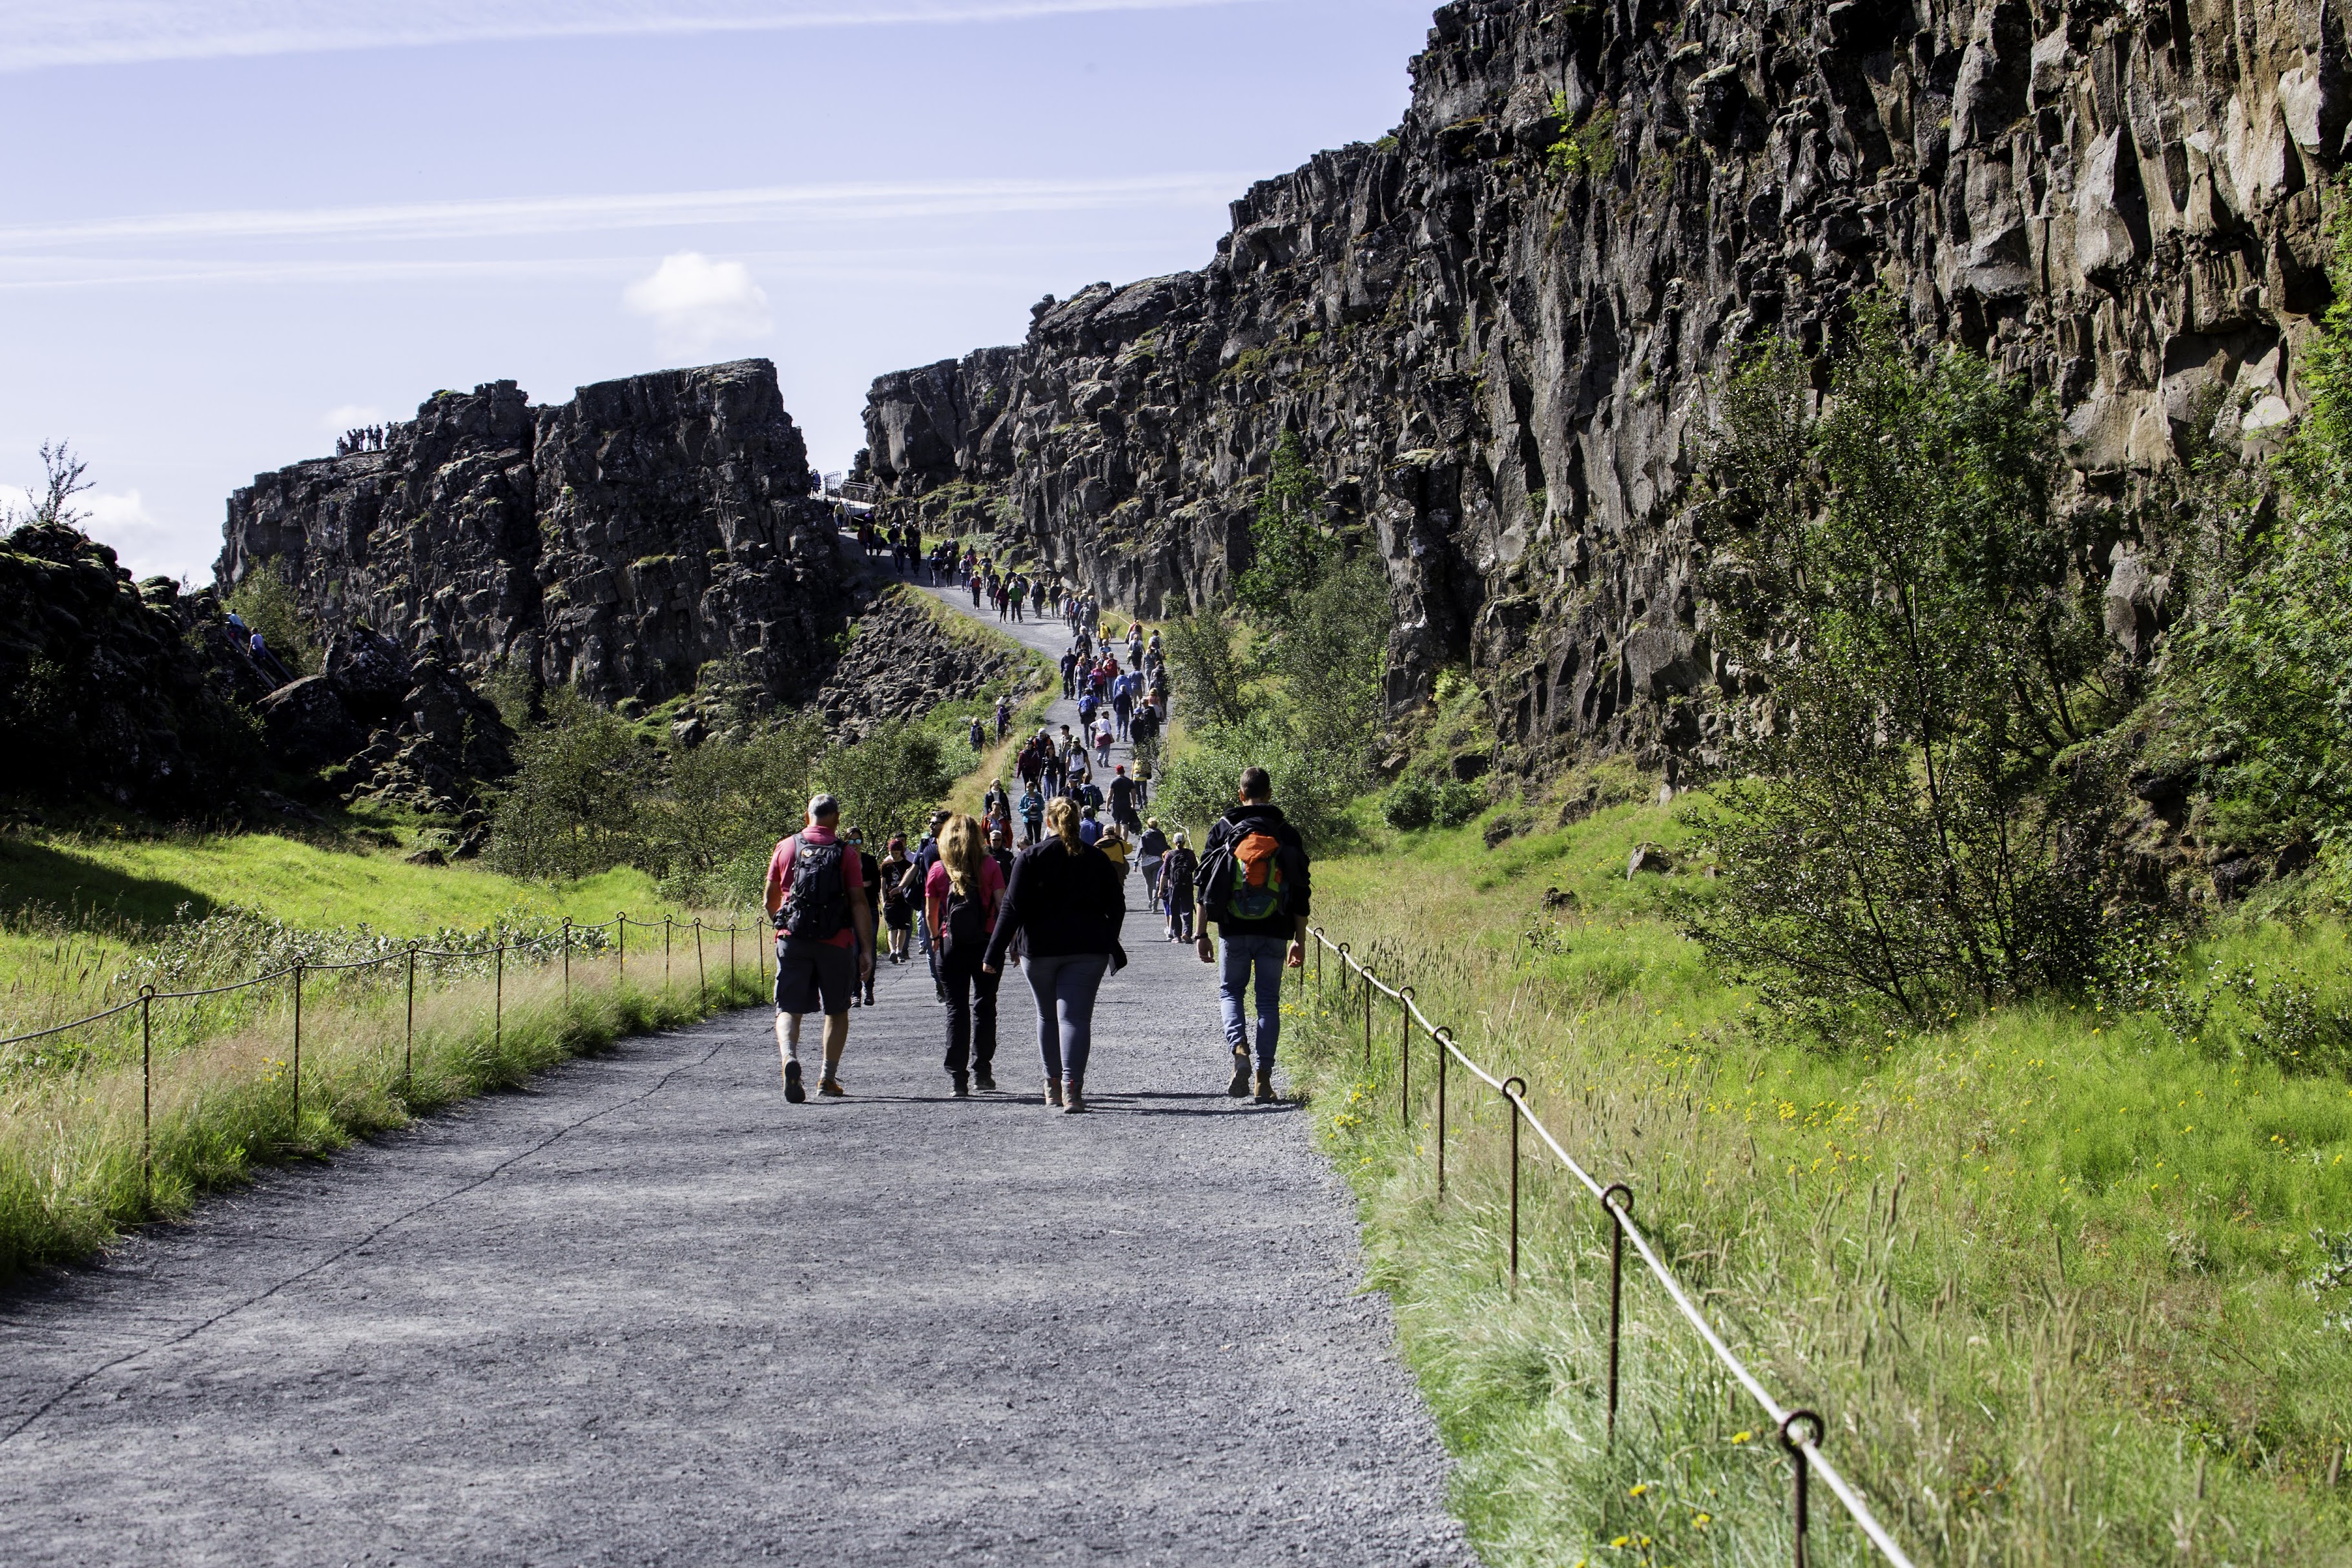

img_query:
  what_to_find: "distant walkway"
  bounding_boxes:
[0,586,1473,1565]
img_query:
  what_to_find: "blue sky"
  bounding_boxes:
[0,0,1434,581]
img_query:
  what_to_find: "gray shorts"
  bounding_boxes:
[774,937,856,1017]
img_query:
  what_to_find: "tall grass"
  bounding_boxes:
[1282,796,2352,1566]
[0,929,767,1279]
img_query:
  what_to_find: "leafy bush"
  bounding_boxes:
[1235,431,1328,624]
[1545,93,1616,180]
[2170,197,2352,856]
[1679,305,2113,1026]
[1383,771,1483,831]
[222,555,318,678]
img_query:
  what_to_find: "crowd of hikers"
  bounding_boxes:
[765,541,1312,1111]
[765,765,1308,1111]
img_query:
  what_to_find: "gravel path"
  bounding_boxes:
[0,568,1473,1567]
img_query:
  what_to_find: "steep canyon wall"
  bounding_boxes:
[865,0,2343,772]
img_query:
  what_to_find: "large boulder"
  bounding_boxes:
[325,624,414,727]
[258,676,367,775]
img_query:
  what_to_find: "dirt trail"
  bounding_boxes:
[0,568,1473,1567]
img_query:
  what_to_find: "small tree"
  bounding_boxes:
[1681,308,2110,1025]
[1235,431,1326,623]
[223,558,320,679]
[488,686,646,881]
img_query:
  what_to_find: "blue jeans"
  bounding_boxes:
[1026,953,1109,1083]
[1219,934,1288,1069]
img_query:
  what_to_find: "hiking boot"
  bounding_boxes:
[1064,1077,1087,1114]
[819,1077,847,1098]
[1226,1047,1252,1098]
[783,1059,806,1104]
[953,1072,971,1098]
[975,1066,997,1093]
[1254,1067,1276,1104]
[1045,1077,1064,1108]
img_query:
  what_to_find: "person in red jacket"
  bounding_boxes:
[764,794,874,1102]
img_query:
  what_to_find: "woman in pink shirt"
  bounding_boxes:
[924,812,1008,1097]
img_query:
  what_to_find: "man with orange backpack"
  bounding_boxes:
[1194,765,1310,1104]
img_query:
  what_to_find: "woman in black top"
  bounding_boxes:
[983,797,1124,1113]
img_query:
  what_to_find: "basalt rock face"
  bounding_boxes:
[866,0,2343,775]
[0,524,266,815]
[218,360,849,713]
[810,590,1030,744]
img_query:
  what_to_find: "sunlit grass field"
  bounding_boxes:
[1279,789,2352,1565]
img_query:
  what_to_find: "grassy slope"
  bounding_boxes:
[1281,790,2352,1566]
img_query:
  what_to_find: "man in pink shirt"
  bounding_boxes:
[764,794,875,1101]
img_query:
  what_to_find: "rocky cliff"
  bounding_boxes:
[0,524,265,816]
[220,360,849,711]
[866,0,2342,774]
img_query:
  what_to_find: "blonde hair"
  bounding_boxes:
[940,813,987,896]
[1046,796,1084,853]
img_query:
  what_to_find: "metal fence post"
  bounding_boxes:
[494,945,504,1051]
[664,915,674,986]
[406,943,418,1090]
[139,985,155,1195]
[1314,932,1323,1009]
[1503,1076,1526,1286]
[1398,986,1414,1125]
[694,919,707,1006]
[1780,1411,1824,1568]
[291,962,305,1135]
[618,913,626,982]
[1604,1182,1634,1443]
[1336,943,1350,1019]
[562,918,572,1004]
[1435,1026,1449,1198]
[729,920,737,986]
[1361,965,1374,1066]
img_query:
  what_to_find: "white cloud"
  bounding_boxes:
[623,252,774,356]
[320,404,386,432]
[1,0,1266,72]
[0,174,1250,251]
[81,490,194,579]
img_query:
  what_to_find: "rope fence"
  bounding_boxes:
[1304,926,1919,1568]
[1,912,767,1201]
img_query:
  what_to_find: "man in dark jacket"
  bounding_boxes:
[1195,767,1310,1104]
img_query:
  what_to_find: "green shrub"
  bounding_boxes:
[1680,303,2110,1027]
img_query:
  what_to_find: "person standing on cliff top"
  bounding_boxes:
[766,794,875,1101]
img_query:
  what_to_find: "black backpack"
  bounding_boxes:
[940,878,989,954]
[779,836,849,942]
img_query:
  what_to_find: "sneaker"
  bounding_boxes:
[1046,1077,1064,1108]
[783,1059,806,1104]
[975,1067,997,1093]
[1226,1047,1252,1098]
[953,1072,971,1098]
[1254,1068,1276,1104]
[819,1077,847,1098]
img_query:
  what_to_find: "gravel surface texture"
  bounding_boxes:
[0,568,1474,1566]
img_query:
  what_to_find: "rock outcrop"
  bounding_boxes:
[0,524,269,816]
[866,0,2342,775]
[219,360,849,712]
[811,589,1031,743]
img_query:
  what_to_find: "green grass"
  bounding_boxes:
[0,827,664,933]
[1,953,766,1277]
[1278,788,2352,1565]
